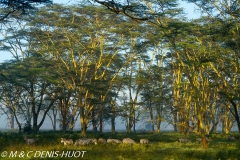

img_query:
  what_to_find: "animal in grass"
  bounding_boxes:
[107,138,122,144]
[98,138,107,144]
[74,138,90,146]
[24,135,36,145]
[140,138,149,144]
[122,138,136,144]
[179,138,191,143]
[60,138,74,146]
[74,138,97,146]
[90,138,98,145]
[196,137,210,143]
[226,136,236,141]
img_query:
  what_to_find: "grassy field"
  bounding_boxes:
[0,131,240,160]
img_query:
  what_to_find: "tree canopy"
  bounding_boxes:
[0,0,52,21]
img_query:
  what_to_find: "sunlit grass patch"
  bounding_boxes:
[1,131,240,159]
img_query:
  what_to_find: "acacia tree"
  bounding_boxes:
[25,4,143,136]
[57,87,76,133]
[92,0,204,136]
[0,0,52,22]
[0,62,23,132]
[186,0,240,133]
[47,104,58,131]
[119,43,151,133]
[0,16,60,132]
[86,1,239,148]
[0,55,60,132]
[124,62,144,133]
[149,49,173,133]
[164,15,238,147]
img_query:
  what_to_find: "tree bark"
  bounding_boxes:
[13,111,22,134]
[149,100,155,132]
[92,109,98,132]
[10,112,14,130]
[201,136,208,149]
[199,115,208,149]
[111,106,116,134]
[99,106,103,133]
[80,106,87,137]
[209,122,218,135]
[229,99,240,133]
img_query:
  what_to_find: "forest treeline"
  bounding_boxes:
[0,0,239,149]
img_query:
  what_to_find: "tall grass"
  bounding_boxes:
[0,131,240,159]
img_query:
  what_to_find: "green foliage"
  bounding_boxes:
[0,131,240,159]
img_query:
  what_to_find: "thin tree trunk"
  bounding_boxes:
[111,116,115,134]
[62,111,67,133]
[201,136,208,149]
[32,112,38,132]
[92,109,97,132]
[209,122,218,135]
[99,114,103,133]
[80,105,87,137]
[229,100,240,133]
[127,113,132,133]
[111,106,116,134]
[59,98,68,133]
[53,110,57,131]
[198,112,208,149]
[156,104,162,133]
[133,111,136,133]
[149,102,155,132]
[13,111,22,133]
[10,113,14,130]
[99,105,103,133]
[173,108,178,132]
